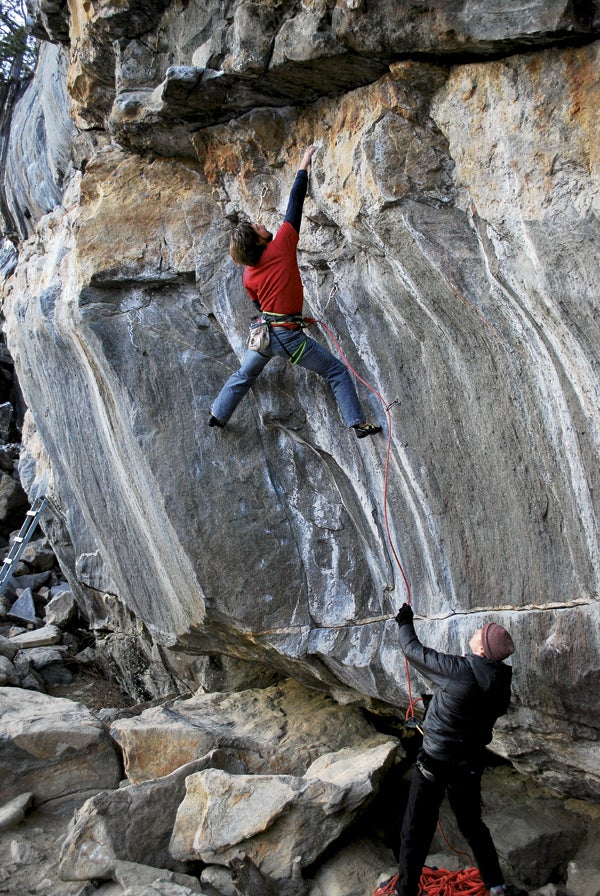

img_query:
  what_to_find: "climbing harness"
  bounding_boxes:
[261,312,307,329]
[260,312,310,365]
[286,336,308,365]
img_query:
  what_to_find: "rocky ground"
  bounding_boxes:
[2,721,600,896]
[0,525,130,896]
[1,514,599,896]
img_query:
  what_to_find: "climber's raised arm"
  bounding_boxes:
[284,144,318,234]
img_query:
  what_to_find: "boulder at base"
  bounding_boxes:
[0,687,121,803]
[169,740,397,881]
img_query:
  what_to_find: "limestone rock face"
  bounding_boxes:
[0,42,76,241]
[1,1,599,801]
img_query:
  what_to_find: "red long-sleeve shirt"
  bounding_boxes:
[242,169,308,316]
[243,222,303,315]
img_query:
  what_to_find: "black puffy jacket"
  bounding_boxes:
[398,619,512,765]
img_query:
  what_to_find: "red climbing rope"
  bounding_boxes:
[309,316,411,601]
[309,311,489,896]
[307,313,416,715]
[374,866,487,896]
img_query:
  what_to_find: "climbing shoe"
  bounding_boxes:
[207,414,225,428]
[353,422,383,439]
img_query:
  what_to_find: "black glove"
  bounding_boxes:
[395,603,414,626]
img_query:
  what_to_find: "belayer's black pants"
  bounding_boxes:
[395,751,505,896]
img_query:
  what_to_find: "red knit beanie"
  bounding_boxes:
[481,623,514,661]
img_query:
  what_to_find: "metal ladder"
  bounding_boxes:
[0,495,48,595]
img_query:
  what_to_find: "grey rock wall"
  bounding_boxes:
[0,43,75,241]
[1,0,599,800]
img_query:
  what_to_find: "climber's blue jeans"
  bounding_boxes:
[211,326,365,427]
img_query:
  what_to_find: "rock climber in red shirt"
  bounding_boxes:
[209,145,382,439]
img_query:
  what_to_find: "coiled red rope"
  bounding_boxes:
[375,866,487,896]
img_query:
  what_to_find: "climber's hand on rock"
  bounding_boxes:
[300,145,318,170]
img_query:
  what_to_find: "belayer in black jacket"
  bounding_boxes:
[392,603,528,896]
